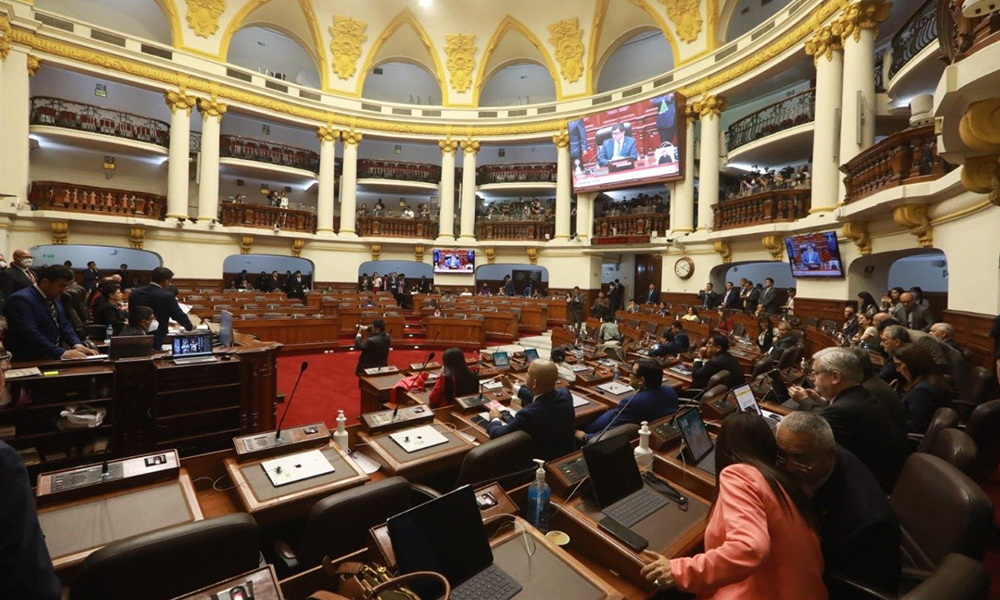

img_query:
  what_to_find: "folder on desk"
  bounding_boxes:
[388,425,449,453]
[596,381,634,395]
[261,449,335,487]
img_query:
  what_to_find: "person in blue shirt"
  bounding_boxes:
[575,358,679,443]
[650,321,690,357]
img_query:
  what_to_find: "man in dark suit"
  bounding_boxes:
[842,305,860,339]
[118,305,155,337]
[890,292,933,332]
[767,321,798,362]
[488,360,575,460]
[569,118,587,165]
[522,281,533,297]
[502,275,515,297]
[354,319,391,376]
[741,280,760,313]
[597,123,638,166]
[82,261,101,293]
[645,283,658,305]
[651,93,677,146]
[691,333,746,390]
[0,249,36,300]
[698,283,720,309]
[3,265,98,361]
[285,271,307,301]
[117,263,135,290]
[128,266,194,348]
[759,278,780,314]
[650,321,690,357]
[607,279,623,313]
[577,359,679,442]
[257,271,275,292]
[721,281,741,309]
[568,286,585,334]
[776,412,901,596]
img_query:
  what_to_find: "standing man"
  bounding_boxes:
[82,261,101,294]
[128,267,194,348]
[645,283,658,305]
[117,263,135,290]
[698,282,720,309]
[502,275,515,297]
[0,249,36,300]
[721,281,740,309]
[354,319,391,376]
[759,278,779,314]
[568,286,585,334]
[741,280,760,313]
[608,279,623,313]
[890,292,933,332]
[569,119,588,167]
[285,271,307,301]
[591,291,610,322]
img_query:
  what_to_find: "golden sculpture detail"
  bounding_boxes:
[526,247,538,265]
[51,221,69,245]
[960,155,1000,198]
[370,243,382,261]
[958,98,1000,153]
[291,239,305,257]
[761,236,783,261]
[329,16,367,80]
[0,14,11,60]
[198,98,227,119]
[444,34,476,93]
[548,18,584,83]
[485,247,496,264]
[832,0,891,43]
[129,227,146,250]
[696,95,726,118]
[342,130,363,146]
[27,54,40,76]
[239,235,254,255]
[659,0,702,43]
[460,139,480,154]
[165,91,197,116]
[184,0,225,38]
[439,138,459,153]
[893,204,933,248]
[414,245,425,262]
[713,240,732,264]
[842,221,872,255]
[552,130,570,148]
[317,125,340,143]
[804,25,843,63]
[685,104,700,123]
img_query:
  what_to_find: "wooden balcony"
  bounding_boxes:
[30,96,170,147]
[712,189,810,230]
[220,201,317,233]
[476,163,558,185]
[357,159,440,184]
[726,89,815,152]
[841,124,951,204]
[476,219,555,241]
[357,216,435,239]
[29,181,166,219]
[938,0,1000,64]
[220,135,319,172]
[592,214,668,245]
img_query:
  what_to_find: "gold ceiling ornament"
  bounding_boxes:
[485,247,496,264]
[26,54,40,76]
[685,103,700,123]
[316,125,340,143]
[958,98,1000,153]
[370,243,381,261]
[526,247,538,265]
[438,138,459,153]
[342,130,363,146]
[291,239,305,257]
[129,226,146,250]
[842,221,872,255]
[832,0,891,43]
[444,34,477,93]
[893,204,933,248]
[658,0,703,43]
[960,154,1000,197]
[698,95,726,118]
[329,16,367,80]
[713,240,732,263]
[165,91,197,115]
[198,97,227,120]
[414,244,425,262]
[460,139,480,154]
[239,234,254,254]
[184,0,225,38]
[0,14,11,60]
[804,24,843,63]
[51,221,69,245]
[548,18,585,83]
[552,130,570,148]
[761,235,783,261]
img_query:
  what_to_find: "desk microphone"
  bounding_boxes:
[395,351,435,421]
[275,361,308,442]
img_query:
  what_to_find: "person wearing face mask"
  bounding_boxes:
[0,249,37,300]
[119,305,156,337]
[0,253,7,270]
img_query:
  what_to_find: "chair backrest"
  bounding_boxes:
[751,354,776,379]
[70,514,260,600]
[455,431,533,489]
[902,553,991,600]
[930,429,977,476]
[702,384,730,402]
[298,476,414,569]
[964,399,1000,481]
[777,344,804,369]
[706,370,731,390]
[587,422,640,445]
[890,453,993,570]
[916,407,960,454]
[959,367,996,406]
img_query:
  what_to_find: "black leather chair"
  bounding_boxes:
[915,407,959,453]
[777,344,804,369]
[963,398,1000,481]
[454,431,534,489]
[69,514,260,600]
[929,429,977,476]
[586,423,640,445]
[953,367,996,423]
[828,553,990,600]
[750,354,775,379]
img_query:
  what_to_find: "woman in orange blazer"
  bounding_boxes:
[641,412,826,600]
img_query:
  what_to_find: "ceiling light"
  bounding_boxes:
[419,0,432,6]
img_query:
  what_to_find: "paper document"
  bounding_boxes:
[60,354,109,361]
[348,451,382,475]
[389,425,449,453]
[482,379,503,390]
[571,394,590,409]
[570,364,591,372]
[261,449,335,487]
[5,367,42,379]
[597,381,634,395]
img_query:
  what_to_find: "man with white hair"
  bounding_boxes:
[776,412,901,595]
[929,322,962,353]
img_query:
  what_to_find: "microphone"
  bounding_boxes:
[275,361,308,441]
[396,351,436,420]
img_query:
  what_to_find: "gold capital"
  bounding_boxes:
[832,0,891,43]
[198,98,227,120]
[761,235,783,260]
[804,24,843,63]
[842,221,872,255]
[317,125,340,143]
[26,54,40,76]
[685,104,700,124]
[460,139,480,153]
[893,204,933,248]
[552,131,570,148]
[696,95,726,118]
[165,91,196,115]
[713,240,732,263]
[342,130,363,146]
[439,138,459,153]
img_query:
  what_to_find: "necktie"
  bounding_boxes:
[46,299,58,325]
[614,140,622,158]
[26,269,36,284]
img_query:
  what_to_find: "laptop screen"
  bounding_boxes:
[219,310,233,347]
[388,486,493,587]
[493,351,510,368]
[733,384,761,415]
[582,433,644,509]
[172,333,213,357]
[676,409,714,464]
[524,348,539,362]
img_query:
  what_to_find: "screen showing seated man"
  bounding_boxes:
[784,232,844,278]
[433,249,475,274]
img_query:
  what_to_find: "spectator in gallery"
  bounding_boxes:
[597,123,638,166]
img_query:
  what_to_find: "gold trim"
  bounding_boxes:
[929,199,996,225]
[26,53,40,75]
[761,235,783,260]
[893,204,933,248]
[842,220,871,255]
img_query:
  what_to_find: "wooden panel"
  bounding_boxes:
[424,316,486,348]
[483,311,518,339]
[944,310,996,367]
[230,317,340,347]
[793,297,854,323]
[633,254,662,305]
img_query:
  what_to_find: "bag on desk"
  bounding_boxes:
[307,560,450,600]
[389,372,429,406]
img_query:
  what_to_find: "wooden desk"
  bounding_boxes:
[482,310,519,341]
[423,315,486,348]
[358,313,405,341]
[358,372,406,414]
[229,316,340,348]
[173,566,284,600]
[356,421,474,480]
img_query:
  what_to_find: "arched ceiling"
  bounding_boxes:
[475,16,559,104]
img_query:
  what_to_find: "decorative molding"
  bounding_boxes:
[26,54,40,76]
[893,204,933,248]
[184,0,225,38]
[804,24,842,63]
[129,226,145,249]
[165,91,196,115]
[713,240,732,263]
[370,243,382,261]
[444,34,476,93]
[548,18,584,83]
[959,98,1000,153]
[342,130,363,146]
[239,234,253,254]
[960,154,1000,200]
[460,139,480,154]
[51,221,69,245]
[526,247,538,265]
[832,0,891,43]
[197,97,227,120]
[842,221,872,255]
[485,247,496,264]
[317,125,340,143]
[414,244,425,262]
[658,0,702,43]
[761,235,783,260]
[329,16,367,80]
[0,14,11,61]
[552,130,570,148]
[438,138,459,154]
[695,95,726,118]
[685,103,700,123]
[291,239,305,257]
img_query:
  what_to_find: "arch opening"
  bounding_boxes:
[226,25,321,89]
[480,62,557,107]
[222,254,314,289]
[475,264,549,296]
[36,0,176,45]
[361,61,442,105]
[595,28,673,94]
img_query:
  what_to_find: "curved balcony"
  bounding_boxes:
[357,216,435,239]
[357,159,441,185]
[938,0,1000,64]
[476,219,554,241]
[219,201,317,233]
[29,181,166,219]
[726,89,815,153]
[841,124,951,204]
[220,135,319,173]
[592,214,668,245]
[889,0,938,79]
[712,188,810,231]
[476,163,557,185]
[29,96,170,147]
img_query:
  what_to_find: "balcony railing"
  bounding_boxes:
[220,201,317,233]
[476,219,555,241]
[938,0,1000,63]
[874,48,887,93]
[712,188,810,230]
[889,0,938,79]
[356,159,440,184]
[476,163,558,185]
[29,96,170,147]
[726,88,816,152]
[593,214,668,240]
[357,216,436,239]
[220,135,319,172]
[28,181,166,219]
[841,124,951,204]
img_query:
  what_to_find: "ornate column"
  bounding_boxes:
[835,1,889,162]
[696,95,726,231]
[438,139,458,241]
[805,24,844,213]
[339,130,362,237]
[576,192,595,241]
[316,125,339,233]
[0,43,31,202]
[459,139,479,240]
[553,130,572,239]
[196,98,226,223]
[672,105,699,233]
[165,91,196,220]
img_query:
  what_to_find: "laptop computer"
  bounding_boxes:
[171,333,218,365]
[219,309,233,347]
[492,351,510,371]
[388,486,522,600]
[109,335,154,360]
[675,409,717,476]
[523,348,539,363]
[583,433,667,529]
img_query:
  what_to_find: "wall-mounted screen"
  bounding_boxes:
[785,232,844,278]
[569,92,686,193]
[433,249,475,274]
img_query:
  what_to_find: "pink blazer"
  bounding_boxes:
[670,463,827,600]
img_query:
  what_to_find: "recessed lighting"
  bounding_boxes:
[419,0,432,6]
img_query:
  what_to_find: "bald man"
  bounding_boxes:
[889,292,933,332]
[488,359,576,460]
[0,249,36,299]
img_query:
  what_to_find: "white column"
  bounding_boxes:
[196,99,225,223]
[165,91,195,220]
[553,130,572,239]
[0,49,30,202]
[696,95,725,231]
[673,110,698,233]
[806,25,844,213]
[316,126,339,233]
[437,139,457,241]
[338,131,361,236]
[840,20,879,162]
[576,192,595,241]
[459,139,479,240]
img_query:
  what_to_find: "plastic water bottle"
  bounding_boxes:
[333,410,349,450]
[105,324,113,341]
[526,459,551,532]
[635,421,654,472]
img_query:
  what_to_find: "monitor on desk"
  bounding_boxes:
[493,351,510,369]
[675,409,714,465]
[172,333,213,357]
[524,348,539,363]
[582,433,644,509]
[219,310,233,347]
[733,384,760,415]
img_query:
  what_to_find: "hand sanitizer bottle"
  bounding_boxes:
[333,410,349,450]
[526,458,551,532]
[635,421,654,472]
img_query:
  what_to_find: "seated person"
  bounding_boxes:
[767,321,798,362]
[92,280,127,335]
[118,305,155,337]
[576,359,679,443]
[625,300,640,314]
[650,321,690,356]
[691,333,746,391]
[681,306,700,322]
[597,123,638,166]
[893,343,951,434]
[487,360,576,461]
[3,265,98,361]
[716,307,735,333]
[428,348,480,409]
[510,348,576,399]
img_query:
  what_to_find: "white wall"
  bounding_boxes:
[31,67,172,123]
[361,62,441,105]
[220,112,317,151]
[725,0,795,42]
[36,0,172,45]
[475,264,549,282]
[222,254,313,275]
[478,143,557,164]
[30,244,162,270]
[723,261,796,288]
[480,64,557,106]
[359,260,434,279]
[596,31,673,94]
[721,81,812,131]
[30,144,169,196]
[887,252,949,292]
[358,138,441,163]
[227,26,321,89]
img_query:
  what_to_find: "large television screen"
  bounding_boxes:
[785,232,844,278]
[433,249,475,274]
[568,92,686,193]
